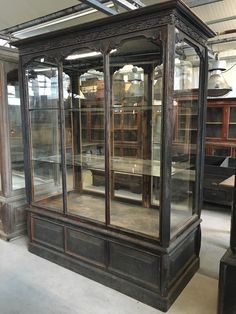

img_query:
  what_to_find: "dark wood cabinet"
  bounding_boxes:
[14,1,214,311]
[205,98,236,157]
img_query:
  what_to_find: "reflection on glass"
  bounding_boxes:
[26,61,63,212]
[152,65,163,206]
[7,64,25,190]
[109,37,162,237]
[171,32,200,235]
[63,50,105,222]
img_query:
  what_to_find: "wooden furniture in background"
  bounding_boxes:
[206,98,236,157]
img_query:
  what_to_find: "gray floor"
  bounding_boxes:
[0,206,231,314]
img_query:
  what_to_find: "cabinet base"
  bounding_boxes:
[0,200,27,241]
[29,241,199,312]
[27,211,201,312]
[218,248,236,314]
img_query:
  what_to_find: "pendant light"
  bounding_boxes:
[208,56,232,97]
[127,66,143,97]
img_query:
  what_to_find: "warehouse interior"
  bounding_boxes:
[0,0,236,313]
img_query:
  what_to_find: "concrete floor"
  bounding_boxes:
[0,206,230,314]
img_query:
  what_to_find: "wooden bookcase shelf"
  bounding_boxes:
[206,98,236,157]
[173,92,199,156]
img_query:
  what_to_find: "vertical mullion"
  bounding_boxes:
[0,61,12,197]
[142,65,154,209]
[58,62,67,214]
[160,25,175,248]
[223,106,229,139]
[197,46,208,216]
[19,57,33,205]
[104,53,111,225]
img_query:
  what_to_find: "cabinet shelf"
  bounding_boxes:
[179,128,197,131]
[206,122,223,125]
[179,113,198,116]
[114,127,138,130]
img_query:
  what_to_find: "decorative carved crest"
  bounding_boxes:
[19,10,174,59]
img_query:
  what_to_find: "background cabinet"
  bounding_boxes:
[173,96,236,207]
[173,92,198,158]
[80,77,144,197]
[112,97,143,159]
[204,98,236,206]
[205,98,236,157]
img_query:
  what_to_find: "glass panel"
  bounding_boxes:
[6,63,25,190]
[63,49,105,222]
[206,124,222,138]
[109,37,162,237]
[171,32,200,236]
[229,125,236,138]
[230,107,236,122]
[152,65,163,206]
[229,108,236,138]
[206,107,223,138]
[207,107,223,122]
[26,61,63,212]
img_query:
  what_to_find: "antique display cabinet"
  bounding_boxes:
[0,47,26,240]
[14,1,214,311]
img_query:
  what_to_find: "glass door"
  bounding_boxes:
[206,107,223,138]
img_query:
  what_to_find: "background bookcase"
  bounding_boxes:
[112,96,143,159]
[173,91,199,158]
[205,98,236,157]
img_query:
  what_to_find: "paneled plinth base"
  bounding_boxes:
[0,198,27,241]
[28,209,201,312]
[218,248,236,314]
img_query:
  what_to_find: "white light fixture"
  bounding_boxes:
[66,51,101,60]
[13,3,115,38]
[127,66,143,97]
[208,58,232,97]
[66,49,116,60]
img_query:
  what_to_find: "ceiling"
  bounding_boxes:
[0,0,236,57]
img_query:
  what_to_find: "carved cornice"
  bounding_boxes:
[19,9,175,59]
[174,13,207,46]
[17,7,211,68]
[21,54,62,69]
